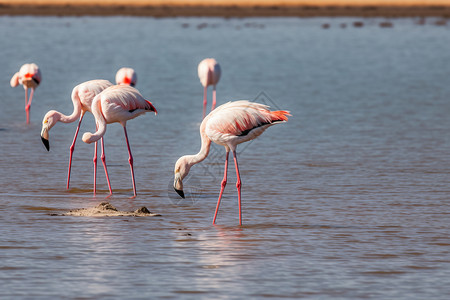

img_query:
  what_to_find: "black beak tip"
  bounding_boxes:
[41,136,50,151]
[174,188,185,199]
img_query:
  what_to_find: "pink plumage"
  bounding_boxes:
[115,67,137,87]
[173,100,290,225]
[11,63,42,124]
[41,79,113,193]
[82,85,157,198]
[198,58,221,118]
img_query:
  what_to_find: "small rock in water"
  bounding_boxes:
[135,206,151,214]
[379,21,393,28]
[97,202,118,211]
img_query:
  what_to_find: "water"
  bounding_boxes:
[1,16,450,299]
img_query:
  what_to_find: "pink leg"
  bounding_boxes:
[211,85,217,111]
[27,88,34,108]
[93,139,98,196]
[67,112,85,189]
[100,137,113,197]
[26,88,34,124]
[232,151,242,226]
[213,151,229,225]
[25,89,29,124]
[202,86,207,119]
[123,126,137,198]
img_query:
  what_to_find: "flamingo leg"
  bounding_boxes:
[213,150,229,225]
[25,88,34,124]
[93,135,98,196]
[100,136,113,197]
[67,112,85,189]
[25,88,29,124]
[232,151,242,226]
[202,86,207,119]
[27,88,34,108]
[211,85,217,111]
[123,126,137,198]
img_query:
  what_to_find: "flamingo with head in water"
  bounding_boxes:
[10,63,42,124]
[82,85,157,198]
[198,58,221,118]
[41,79,113,194]
[173,100,290,225]
[115,67,137,87]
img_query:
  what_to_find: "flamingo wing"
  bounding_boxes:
[198,59,210,87]
[10,72,19,87]
[98,85,156,124]
[75,80,113,110]
[17,63,41,88]
[205,100,290,146]
[198,58,220,87]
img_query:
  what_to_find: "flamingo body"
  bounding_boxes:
[82,85,157,197]
[198,58,221,88]
[41,79,113,191]
[198,58,221,118]
[173,100,290,225]
[115,67,137,87]
[11,63,42,123]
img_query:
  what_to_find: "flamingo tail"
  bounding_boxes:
[270,110,291,123]
[145,100,157,115]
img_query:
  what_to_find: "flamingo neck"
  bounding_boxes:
[189,129,211,166]
[82,99,106,144]
[58,93,83,123]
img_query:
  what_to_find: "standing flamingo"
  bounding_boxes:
[81,85,157,197]
[40,79,113,193]
[198,58,221,118]
[115,67,137,86]
[173,100,290,225]
[10,63,42,124]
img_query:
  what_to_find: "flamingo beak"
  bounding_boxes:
[173,173,185,198]
[174,188,185,199]
[40,125,50,151]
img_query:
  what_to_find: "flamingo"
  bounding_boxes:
[115,67,137,86]
[173,100,290,225]
[81,85,157,198]
[198,58,221,118]
[40,79,113,193]
[10,63,42,124]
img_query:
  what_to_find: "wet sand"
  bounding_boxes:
[1,1,450,17]
[55,202,161,217]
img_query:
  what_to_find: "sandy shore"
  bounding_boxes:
[1,1,450,17]
[55,202,161,217]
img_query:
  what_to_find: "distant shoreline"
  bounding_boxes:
[1,3,450,17]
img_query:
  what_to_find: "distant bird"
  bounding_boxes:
[41,79,113,193]
[10,63,42,124]
[173,100,290,225]
[82,85,157,198]
[198,58,221,118]
[115,67,137,87]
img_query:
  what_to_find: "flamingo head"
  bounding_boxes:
[173,156,193,199]
[40,111,60,151]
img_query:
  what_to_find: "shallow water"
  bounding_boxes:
[1,16,450,299]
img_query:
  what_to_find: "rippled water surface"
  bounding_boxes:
[1,16,450,299]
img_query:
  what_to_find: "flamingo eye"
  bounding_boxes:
[44,119,48,124]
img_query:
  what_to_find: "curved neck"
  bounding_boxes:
[191,130,211,165]
[86,99,107,143]
[59,93,83,123]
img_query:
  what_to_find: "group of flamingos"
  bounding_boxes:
[10,59,290,225]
